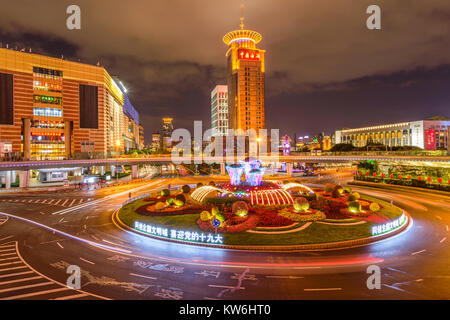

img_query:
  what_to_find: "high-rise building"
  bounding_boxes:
[161,118,173,150]
[223,12,265,133]
[138,124,145,149]
[151,132,161,152]
[211,85,228,136]
[0,47,140,160]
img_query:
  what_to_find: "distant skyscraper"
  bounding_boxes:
[161,118,173,150]
[223,9,265,133]
[211,85,228,136]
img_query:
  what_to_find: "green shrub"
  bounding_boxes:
[166,198,175,206]
[173,199,184,208]
[175,194,186,204]
[208,181,216,186]
[352,192,360,200]
[344,187,352,194]
[214,213,226,223]
[293,197,310,212]
[211,206,220,216]
[347,194,357,202]
[181,185,191,193]
[161,189,170,197]
[303,193,317,201]
[348,201,362,213]
[333,185,344,195]
[331,189,342,198]
[196,183,204,188]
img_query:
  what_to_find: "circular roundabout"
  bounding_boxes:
[115,160,411,251]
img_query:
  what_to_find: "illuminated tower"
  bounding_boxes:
[223,6,265,133]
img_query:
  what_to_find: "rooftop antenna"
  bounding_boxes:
[240,4,244,29]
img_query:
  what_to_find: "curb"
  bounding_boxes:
[113,207,412,252]
[349,181,450,196]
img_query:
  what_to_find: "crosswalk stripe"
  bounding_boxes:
[2,287,68,300]
[53,199,62,206]
[67,199,76,207]
[0,281,54,293]
[41,200,47,204]
[0,257,19,262]
[34,200,40,203]
[0,244,15,248]
[47,199,55,205]
[27,200,33,203]
[0,261,22,267]
[0,253,16,257]
[0,266,27,272]
[0,271,33,279]
[0,249,15,253]
[61,199,69,206]
[78,199,84,204]
[52,293,89,300]
[0,276,42,286]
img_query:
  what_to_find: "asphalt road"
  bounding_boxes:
[0,174,449,300]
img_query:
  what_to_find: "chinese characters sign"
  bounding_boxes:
[371,213,406,236]
[425,129,436,150]
[134,221,224,244]
[238,49,260,61]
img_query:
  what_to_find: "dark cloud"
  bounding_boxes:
[1,0,449,143]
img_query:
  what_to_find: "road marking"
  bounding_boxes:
[0,257,19,262]
[208,285,245,290]
[204,297,221,300]
[0,266,28,272]
[265,275,304,279]
[2,287,69,300]
[53,199,62,206]
[56,242,64,249]
[129,273,157,280]
[79,257,95,265]
[61,199,69,206]
[52,293,89,300]
[446,225,449,232]
[440,237,447,243]
[47,199,55,205]
[0,271,33,279]
[0,261,22,267]
[0,252,16,257]
[0,248,15,253]
[411,249,426,255]
[58,218,64,223]
[304,288,342,291]
[67,199,76,207]
[78,199,84,204]
[0,276,42,286]
[0,236,14,242]
[0,281,54,293]
[41,199,48,204]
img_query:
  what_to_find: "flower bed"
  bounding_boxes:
[197,214,260,233]
[279,208,326,222]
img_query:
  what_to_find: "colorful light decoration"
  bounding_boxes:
[250,189,294,206]
[191,186,231,203]
[282,183,315,194]
[226,165,244,186]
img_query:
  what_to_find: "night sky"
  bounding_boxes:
[1,0,449,143]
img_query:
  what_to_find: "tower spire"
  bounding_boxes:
[240,4,244,29]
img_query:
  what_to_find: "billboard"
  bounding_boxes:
[425,129,436,150]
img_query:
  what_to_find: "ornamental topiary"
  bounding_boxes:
[333,185,344,195]
[208,181,216,186]
[161,189,170,197]
[200,211,211,221]
[173,199,184,208]
[214,213,226,223]
[348,201,362,213]
[369,202,381,212]
[331,189,342,198]
[181,185,191,194]
[352,192,360,200]
[293,197,310,212]
[155,202,165,210]
[232,201,249,217]
[166,197,175,206]
[175,194,186,204]
[196,182,204,188]
[324,183,335,193]
[347,194,357,202]
[344,187,352,194]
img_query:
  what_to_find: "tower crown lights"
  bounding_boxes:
[223,5,262,47]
